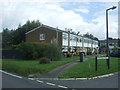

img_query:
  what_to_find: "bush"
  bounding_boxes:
[34,44,47,58]
[43,44,62,61]
[39,57,50,64]
[16,42,38,59]
[67,53,72,57]
[16,43,62,60]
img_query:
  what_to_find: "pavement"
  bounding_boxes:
[37,56,94,78]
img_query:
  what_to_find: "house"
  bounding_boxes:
[25,24,98,55]
[99,39,118,53]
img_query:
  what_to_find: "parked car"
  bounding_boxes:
[110,50,120,57]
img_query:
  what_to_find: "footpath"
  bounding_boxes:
[38,56,95,78]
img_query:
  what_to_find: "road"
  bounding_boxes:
[39,73,119,88]
[2,71,64,88]
[1,70,119,89]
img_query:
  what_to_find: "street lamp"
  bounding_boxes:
[106,6,116,69]
[106,6,117,57]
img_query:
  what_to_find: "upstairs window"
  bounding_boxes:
[40,34,45,40]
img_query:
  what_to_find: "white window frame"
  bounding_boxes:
[40,34,45,40]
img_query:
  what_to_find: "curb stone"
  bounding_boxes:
[33,72,119,81]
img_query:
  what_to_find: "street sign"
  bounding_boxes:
[97,57,109,60]
[95,56,110,71]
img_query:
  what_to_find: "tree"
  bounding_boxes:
[118,38,120,47]
[2,20,41,49]
[12,20,41,45]
[2,28,14,48]
[112,43,118,51]
[83,32,99,41]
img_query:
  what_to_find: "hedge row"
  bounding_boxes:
[16,42,62,60]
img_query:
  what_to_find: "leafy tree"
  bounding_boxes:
[83,32,99,41]
[112,43,118,51]
[2,20,41,49]
[2,28,14,48]
[118,38,120,47]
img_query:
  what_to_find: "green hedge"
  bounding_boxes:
[16,42,62,60]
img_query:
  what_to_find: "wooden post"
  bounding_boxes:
[95,56,98,71]
[68,30,70,53]
[82,37,84,52]
[107,57,110,69]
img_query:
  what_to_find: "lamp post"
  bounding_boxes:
[106,6,116,69]
[106,6,117,57]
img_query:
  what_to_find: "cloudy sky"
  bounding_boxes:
[1,0,119,40]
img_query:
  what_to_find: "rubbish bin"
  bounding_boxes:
[80,52,84,62]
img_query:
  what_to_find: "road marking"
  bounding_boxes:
[60,78,75,80]
[46,82,55,86]
[28,78,35,80]
[36,80,44,83]
[76,78,87,80]
[58,85,68,88]
[0,70,22,79]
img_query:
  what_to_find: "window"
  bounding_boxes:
[63,34,67,40]
[40,34,45,40]
[80,39,81,42]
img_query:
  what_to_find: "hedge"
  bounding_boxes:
[16,42,62,60]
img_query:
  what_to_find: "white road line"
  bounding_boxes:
[36,80,44,83]
[46,82,55,86]
[58,85,68,88]
[28,78,35,80]
[76,78,87,80]
[0,70,22,79]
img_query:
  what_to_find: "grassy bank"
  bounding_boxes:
[2,56,79,77]
[58,57,119,78]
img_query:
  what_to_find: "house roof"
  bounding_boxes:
[25,24,82,36]
[25,24,98,41]
[25,24,67,35]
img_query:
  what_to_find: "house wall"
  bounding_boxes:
[26,27,62,47]
[26,25,99,54]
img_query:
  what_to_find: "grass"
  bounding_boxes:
[2,56,79,77]
[58,57,120,78]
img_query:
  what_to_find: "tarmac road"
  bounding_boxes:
[39,73,119,88]
[2,71,60,88]
[1,70,119,89]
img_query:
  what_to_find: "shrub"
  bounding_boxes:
[16,42,38,59]
[34,44,47,58]
[39,57,50,64]
[16,43,62,60]
[67,53,72,57]
[43,44,62,61]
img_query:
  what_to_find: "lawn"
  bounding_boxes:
[58,57,120,78]
[2,56,79,77]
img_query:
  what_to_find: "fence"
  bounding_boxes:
[2,50,25,59]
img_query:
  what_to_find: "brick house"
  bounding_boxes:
[25,24,99,54]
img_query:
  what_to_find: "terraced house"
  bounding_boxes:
[25,24,98,55]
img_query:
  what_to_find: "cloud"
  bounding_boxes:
[74,4,90,14]
[1,1,118,40]
[74,8,89,13]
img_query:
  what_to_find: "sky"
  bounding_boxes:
[0,0,119,40]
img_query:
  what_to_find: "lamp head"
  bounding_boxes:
[111,6,117,10]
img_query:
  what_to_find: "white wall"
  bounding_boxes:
[62,32,98,49]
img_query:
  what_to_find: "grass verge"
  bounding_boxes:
[2,56,79,77]
[58,57,119,78]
